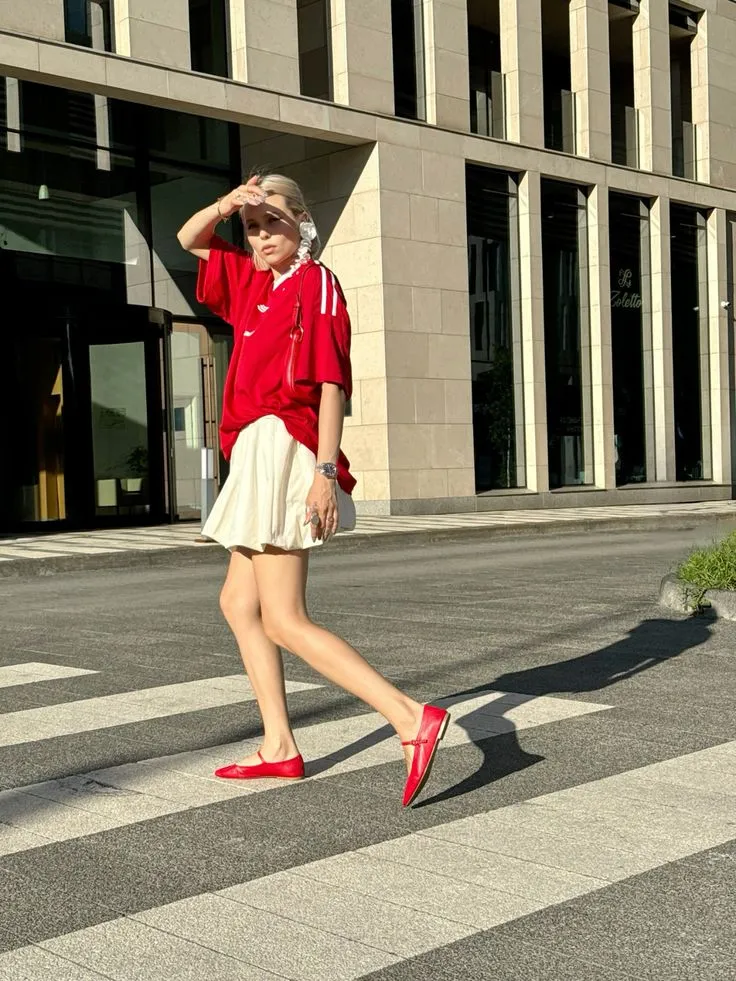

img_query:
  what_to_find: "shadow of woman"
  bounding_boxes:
[415,616,713,807]
[308,616,712,805]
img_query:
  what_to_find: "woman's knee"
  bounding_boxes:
[262,611,310,650]
[219,580,260,625]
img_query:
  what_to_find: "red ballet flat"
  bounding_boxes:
[214,751,305,780]
[402,705,450,807]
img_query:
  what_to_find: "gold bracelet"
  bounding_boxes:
[215,197,228,223]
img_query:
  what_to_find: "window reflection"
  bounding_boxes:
[189,0,230,78]
[542,180,590,488]
[467,165,524,491]
[610,193,651,485]
[671,203,709,481]
[298,0,332,101]
[391,0,425,120]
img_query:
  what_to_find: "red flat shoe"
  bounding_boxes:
[402,705,450,807]
[214,751,305,780]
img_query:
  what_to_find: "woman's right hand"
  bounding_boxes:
[218,176,266,218]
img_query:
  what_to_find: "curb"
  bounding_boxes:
[659,572,736,621]
[3,510,736,579]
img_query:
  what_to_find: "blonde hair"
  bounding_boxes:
[241,172,321,270]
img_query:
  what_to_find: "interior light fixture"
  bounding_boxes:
[38,184,50,201]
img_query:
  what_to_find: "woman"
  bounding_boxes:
[177,174,449,807]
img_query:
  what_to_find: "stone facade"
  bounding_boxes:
[2,0,736,515]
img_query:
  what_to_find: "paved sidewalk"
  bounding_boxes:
[1,500,736,578]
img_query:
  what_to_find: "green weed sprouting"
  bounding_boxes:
[677,531,736,593]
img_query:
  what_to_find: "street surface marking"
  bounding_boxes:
[0,662,98,689]
[0,675,321,749]
[3,740,734,981]
[0,690,610,856]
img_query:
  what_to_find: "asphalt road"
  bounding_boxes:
[0,526,734,980]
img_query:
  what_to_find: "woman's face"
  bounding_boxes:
[244,194,302,274]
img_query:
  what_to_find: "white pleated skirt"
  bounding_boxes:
[202,415,356,553]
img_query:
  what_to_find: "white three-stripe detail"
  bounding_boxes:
[319,264,328,315]
[330,271,338,316]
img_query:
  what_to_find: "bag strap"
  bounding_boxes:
[292,261,319,336]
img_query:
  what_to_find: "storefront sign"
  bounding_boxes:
[611,267,642,309]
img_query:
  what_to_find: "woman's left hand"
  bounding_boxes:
[305,476,339,541]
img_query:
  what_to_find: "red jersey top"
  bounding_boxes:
[196,236,356,494]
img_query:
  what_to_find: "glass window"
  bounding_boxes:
[110,102,232,170]
[542,179,591,488]
[542,0,574,153]
[298,0,332,101]
[609,4,638,167]
[64,0,113,51]
[149,161,236,317]
[21,81,98,146]
[11,337,67,522]
[466,165,524,491]
[468,3,504,139]
[391,0,425,120]
[189,0,230,78]
[89,341,152,517]
[609,193,651,485]
[670,7,697,179]
[671,203,710,481]
[0,129,141,305]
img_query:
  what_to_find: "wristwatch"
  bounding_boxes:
[315,462,338,479]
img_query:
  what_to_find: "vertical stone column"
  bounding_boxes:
[690,10,736,189]
[5,78,21,153]
[422,0,470,130]
[500,0,544,146]
[114,0,191,69]
[586,186,616,489]
[569,0,611,160]
[632,0,671,174]
[649,196,675,481]
[518,171,549,493]
[706,209,730,484]
[330,0,394,114]
[318,145,392,509]
[229,0,300,93]
[377,144,474,507]
[690,14,710,183]
[0,1,64,40]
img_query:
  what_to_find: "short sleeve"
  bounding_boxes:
[196,235,254,326]
[294,265,352,399]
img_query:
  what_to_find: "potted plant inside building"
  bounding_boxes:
[121,445,148,495]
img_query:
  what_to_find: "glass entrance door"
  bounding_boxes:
[88,340,154,519]
[1,304,171,533]
[170,321,232,519]
[73,307,170,526]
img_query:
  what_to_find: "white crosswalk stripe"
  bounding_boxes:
[0,662,98,689]
[0,675,321,748]
[2,741,734,981]
[0,690,610,857]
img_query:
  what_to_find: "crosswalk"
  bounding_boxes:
[1,659,734,980]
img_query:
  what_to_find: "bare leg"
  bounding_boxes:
[252,547,425,769]
[219,548,300,764]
